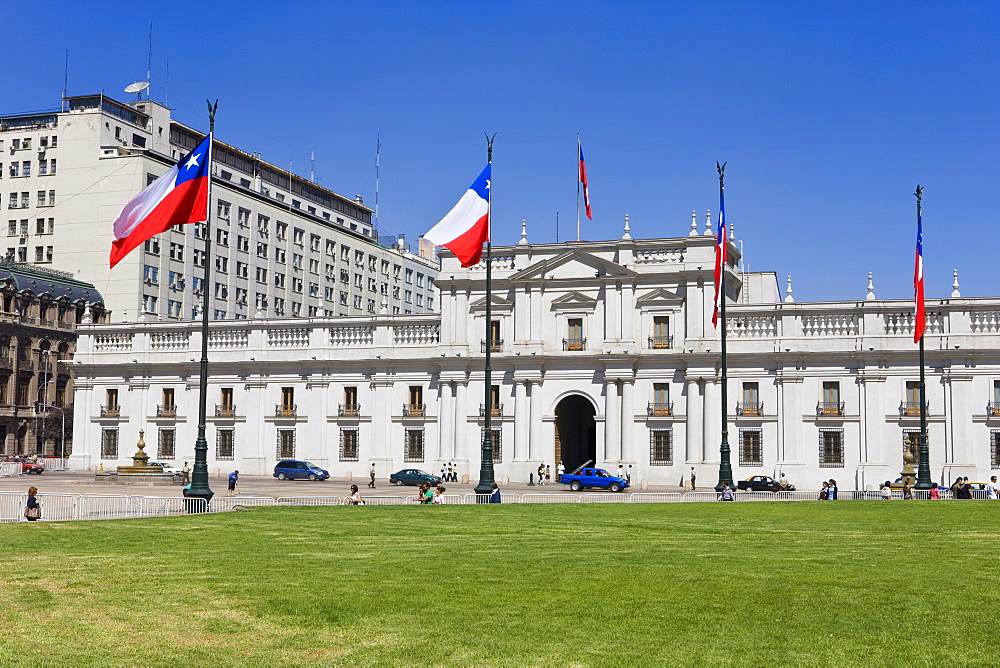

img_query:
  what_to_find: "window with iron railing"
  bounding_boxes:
[816,401,845,416]
[898,402,928,417]
[481,339,503,353]
[647,402,674,417]
[992,430,1000,468]
[276,404,297,417]
[819,429,844,467]
[565,318,585,351]
[403,403,426,417]
[340,428,359,462]
[158,428,175,459]
[482,428,502,463]
[736,401,764,416]
[157,404,176,417]
[339,403,361,417]
[101,428,118,459]
[216,428,235,460]
[215,404,236,417]
[100,405,120,418]
[276,429,295,459]
[650,315,671,349]
[650,429,673,465]
[739,428,763,466]
[479,403,503,417]
[404,428,424,462]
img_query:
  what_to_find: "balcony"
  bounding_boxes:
[0,357,11,369]
[816,401,845,416]
[479,403,504,417]
[156,404,176,417]
[480,339,503,353]
[988,402,1000,417]
[646,402,674,417]
[338,403,361,417]
[403,403,425,417]
[898,402,928,417]
[276,404,297,417]
[100,405,120,418]
[648,335,673,350]
[215,404,236,417]
[736,401,764,416]
[563,337,586,352]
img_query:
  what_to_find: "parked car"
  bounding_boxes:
[273,460,330,481]
[559,467,629,492]
[149,462,181,474]
[4,457,44,474]
[389,469,442,486]
[737,475,795,492]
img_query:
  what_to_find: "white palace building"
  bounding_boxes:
[69,220,1000,489]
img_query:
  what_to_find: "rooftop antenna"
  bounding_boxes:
[164,57,169,106]
[555,211,559,243]
[375,135,381,232]
[309,148,315,183]
[62,49,69,111]
[124,81,149,102]
[146,22,152,100]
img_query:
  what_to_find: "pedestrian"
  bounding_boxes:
[929,485,941,500]
[819,481,829,500]
[778,471,789,490]
[690,467,697,491]
[418,482,435,504]
[881,482,892,500]
[433,485,446,504]
[718,481,735,501]
[446,465,454,482]
[441,466,447,482]
[827,479,838,501]
[489,482,502,503]
[348,484,364,505]
[545,465,551,484]
[24,486,41,521]
[987,476,999,500]
[537,463,546,485]
[557,462,565,482]
[949,477,962,499]
[962,476,973,499]
[182,461,191,485]
[626,464,633,484]
[369,463,376,489]
[451,464,458,483]
[617,464,626,480]
[227,470,239,496]
[902,482,914,500]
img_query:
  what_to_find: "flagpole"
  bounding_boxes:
[576,133,581,242]
[715,162,735,492]
[474,133,498,496]
[184,99,218,504]
[914,185,932,489]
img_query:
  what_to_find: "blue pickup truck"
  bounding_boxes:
[559,468,629,492]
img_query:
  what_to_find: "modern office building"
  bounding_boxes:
[0,261,108,455]
[0,93,438,321]
[69,223,1000,489]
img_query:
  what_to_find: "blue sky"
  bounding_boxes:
[3,0,997,302]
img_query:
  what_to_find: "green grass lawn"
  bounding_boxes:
[1,501,997,666]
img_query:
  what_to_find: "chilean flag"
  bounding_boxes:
[913,201,925,343]
[712,195,727,328]
[109,136,211,268]
[579,145,592,220]
[425,164,490,268]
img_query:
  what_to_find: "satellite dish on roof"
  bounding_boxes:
[125,81,149,100]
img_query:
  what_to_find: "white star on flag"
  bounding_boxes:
[184,152,202,170]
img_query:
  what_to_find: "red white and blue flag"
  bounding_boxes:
[579,145,592,220]
[425,164,490,268]
[712,195,727,328]
[913,203,925,343]
[109,136,211,268]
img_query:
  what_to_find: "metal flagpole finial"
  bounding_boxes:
[717,161,726,185]
[914,184,923,214]
[485,133,497,163]
[206,99,218,131]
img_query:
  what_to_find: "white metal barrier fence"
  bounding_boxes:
[40,458,70,471]
[0,462,22,477]
[277,496,343,506]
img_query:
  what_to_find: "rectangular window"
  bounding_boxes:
[257,242,268,259]
[157,428,176,459]
[404,428,424,462]
[292,277,303,293]
[217,200,231,221]
[144,239,160,255]
[310,234,321,252]
[281,387,295,413]
[293,253,303,270]
[276,429,295,459]
[169,242,183,261]
[340,428,359,462]
[740,382,761,416]
[167,300,182,318]
[293,228,304,245]
[257,214,269,236]
[291,302,302,316]
[142,295,158,313]
[819,429,845,467]
[236,261,248,279]
[275,248,286,264]
[256,267,268,283]
[341,245,351,262]
[216,229,229,246]
[309,258,320,274]
[355,250,365,267]
[143,265,159,284]
[326,239,336,256]
[217,428,235,460]
[274,272,285,289]
[820,381,841,415]
[237,236,249,252]
[566,318,584,350]
[739,428,763,466]
[407,386,424,416]
[214,282,228,299]
[308,283,319,297]
[216,256,228,273]
[650,430,673,465]
[101,428,119,459]
[237,207,250,227]
[904,380,921,415]
[992,430,1000,468]
[652,316,670,348]
[650,383,671,416]
[485,428,502,463]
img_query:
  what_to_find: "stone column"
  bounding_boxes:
[944,373,974,478]
[604,378,621,462]
[513,380,528,461]
[454,380,468,468]
[620,379,634,462]
[370,378,392,466]
[529,380,542,461]
[439,380,454,461]
[685,377,701,462]
[703,377,719,463]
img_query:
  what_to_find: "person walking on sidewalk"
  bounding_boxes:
[227,470,239,496]
[24,486,41,521]
[368,463,377,489]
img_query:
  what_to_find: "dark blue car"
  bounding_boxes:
[273,460,330,481]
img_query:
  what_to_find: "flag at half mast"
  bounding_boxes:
[425,164,491,268]
[109,136,211,268]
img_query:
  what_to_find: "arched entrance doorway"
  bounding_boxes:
[554,395,597,473]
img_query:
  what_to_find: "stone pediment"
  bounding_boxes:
[509,248,636,282]
[550,291,598,311]
[636,288,684,307]
[470,294,514,312]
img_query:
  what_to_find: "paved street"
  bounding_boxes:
[2,470,695,499]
